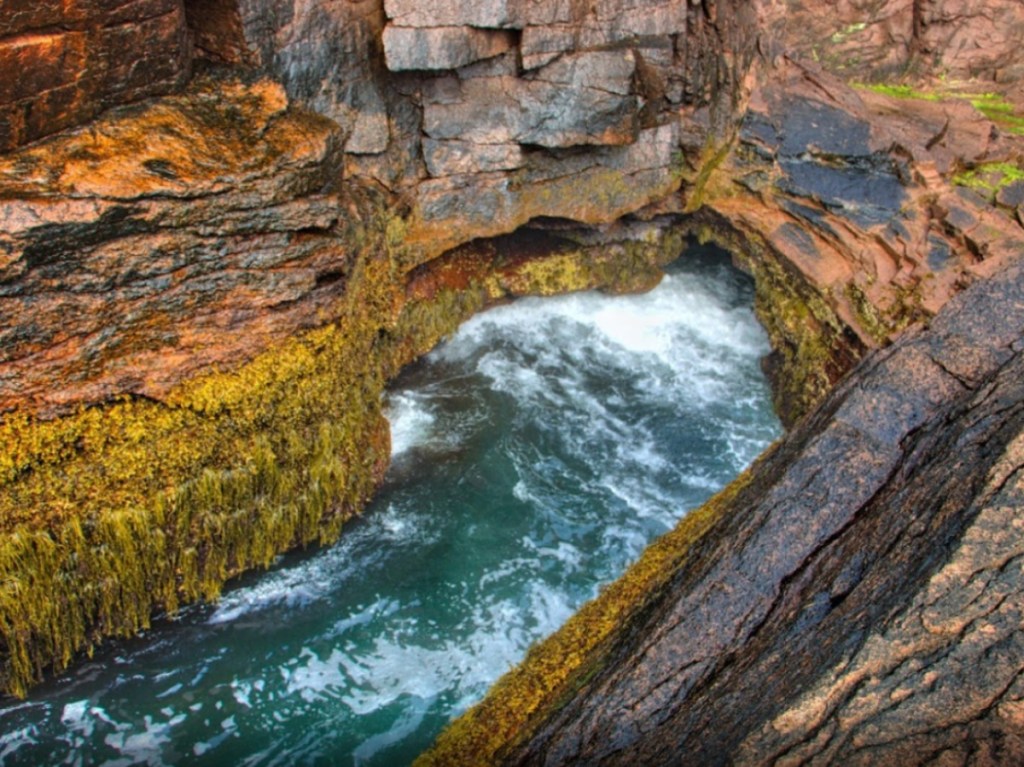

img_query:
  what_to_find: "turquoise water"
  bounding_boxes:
[0,248,780,766]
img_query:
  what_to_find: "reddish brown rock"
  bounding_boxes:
[769,0,1024,83]
[0,0,191,152]
[0,76,349,416]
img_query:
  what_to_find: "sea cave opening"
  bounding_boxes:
[0,237,781,766]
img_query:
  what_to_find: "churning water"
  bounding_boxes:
[0,247,780,766]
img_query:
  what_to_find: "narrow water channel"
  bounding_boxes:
[0,246,781,766]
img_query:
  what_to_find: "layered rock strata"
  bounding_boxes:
[0,5,1022,753]
[442,243,1024,767]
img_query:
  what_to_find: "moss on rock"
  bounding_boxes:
[0,198,691,698]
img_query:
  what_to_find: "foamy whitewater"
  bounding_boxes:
[0,248,781,766]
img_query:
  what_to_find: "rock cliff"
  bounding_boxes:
[0,4,1022,764]
[484,253,1024,767]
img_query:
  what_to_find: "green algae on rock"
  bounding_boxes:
[0,180,694,699]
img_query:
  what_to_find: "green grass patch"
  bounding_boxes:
[853,83,1024,135]
[854,83,942,101]
[968,93,1024,135]
[952,161,1024,197]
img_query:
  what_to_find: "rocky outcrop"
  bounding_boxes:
[0,75,348,416]
[694,57,1024,422]
[0,65,695,695]
[0,0,771,420]
[0,0,191,152]
[768,0,1024,83]
[422,242,1024,767]
[198,0,761,262]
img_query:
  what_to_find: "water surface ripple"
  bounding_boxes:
[0,250,781,766]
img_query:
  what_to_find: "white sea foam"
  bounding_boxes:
[386,391,436,457]
[208,501,431,626]
[0,256,780,767]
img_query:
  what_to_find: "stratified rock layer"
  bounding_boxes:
[0,76,345,416]
[465,246,1024,767]
[1,5,1023,751]
[0,0,191,151]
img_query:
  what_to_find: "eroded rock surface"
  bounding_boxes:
[219,0,761,261]
[769,0,1024,83]
[0,0,191,151]
[503,249,1024,767]
[0,76,346,415]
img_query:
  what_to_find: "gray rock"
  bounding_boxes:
[521,1,687,69]
[237,0,392,153]
[383,0,517,28]
[423,140,524,176]
[382,25,516,71]
[456,51,520,79]
[423,51,638,148]
[997,179,1024,208]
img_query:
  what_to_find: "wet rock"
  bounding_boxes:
[0,76,347,416]
[501,257,1024,767]
[702,58,1024,422]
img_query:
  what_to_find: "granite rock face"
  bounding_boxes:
[503,249,1024,767]
[0,0,191,152]
[0,76,347,416]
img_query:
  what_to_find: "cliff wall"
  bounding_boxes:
[0,7,1022,762]
[485,231,1024,767]
[0,0,191,152]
